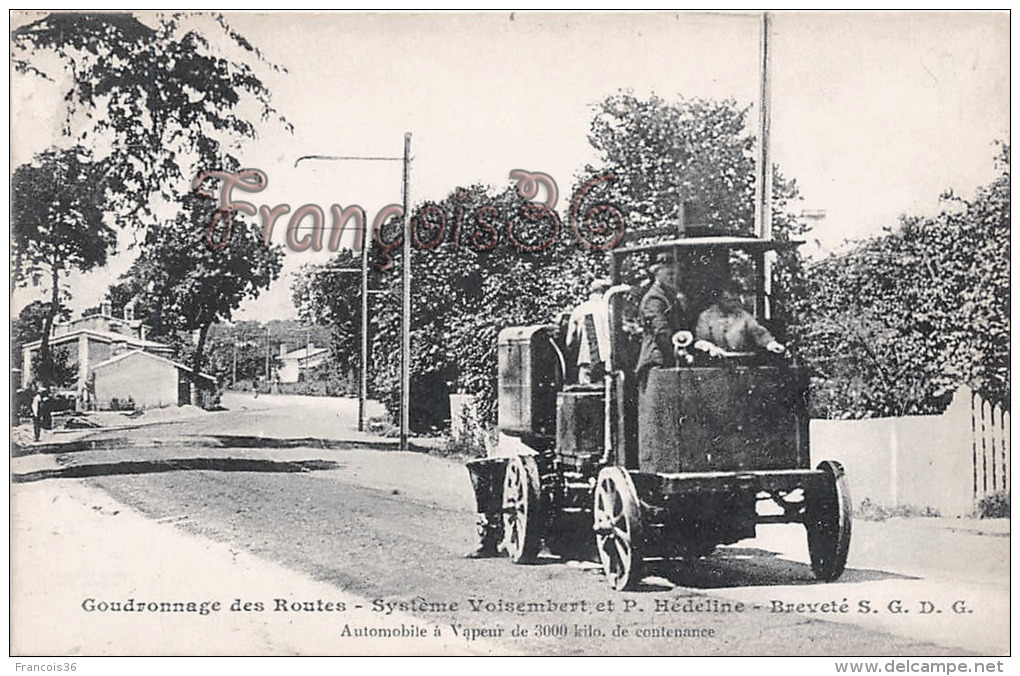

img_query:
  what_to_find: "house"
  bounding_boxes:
[277,343,330,383]
[90,350,217,409]
[20,301,217,409]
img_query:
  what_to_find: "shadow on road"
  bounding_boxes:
[13,434,443,458]
[205,435,400,451]
[12,457,342,484]
[649,546,917,589]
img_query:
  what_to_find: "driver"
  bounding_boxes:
[694,281,785,357]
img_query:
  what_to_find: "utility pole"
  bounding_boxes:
[294,149,405,433]
[754,11,774,319]
[264,325,271,384]
[359,209,370,434]
[400,133,412,453]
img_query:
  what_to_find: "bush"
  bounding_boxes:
[109,396,136,412]
[444,395,492,458]
[856,497,940,521]
[978,492,1010,519]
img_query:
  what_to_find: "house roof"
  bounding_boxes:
[90,350,217,383]
[22,328,171,352]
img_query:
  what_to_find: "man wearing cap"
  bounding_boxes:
[567,278,612,384]
[695,280,785,356]
[635,254,689,387]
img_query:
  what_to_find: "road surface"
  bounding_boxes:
[10,394,1010,656]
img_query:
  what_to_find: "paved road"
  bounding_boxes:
[10,394,1010,656]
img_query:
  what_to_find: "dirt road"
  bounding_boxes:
[10,394,1010,656]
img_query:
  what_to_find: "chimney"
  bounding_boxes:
[124,299,136,322]
[279,343,289,357]
[101,299,112,316]
[307,342,314,352]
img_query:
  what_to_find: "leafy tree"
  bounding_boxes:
[127,192,284,378]
[12,301,71,375]
[201,318,333,387]
[11,148,117,384]
[291,249,367,382]
[203,321,271,386]
[12,12,289,217]
[582,93,809,338]
[586,93,758,234]
[293,184,586,430]
[81,277,149,321]
[799,142,1010,417]
[14,12,290,391]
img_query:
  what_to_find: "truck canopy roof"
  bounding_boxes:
[611,236,803,258]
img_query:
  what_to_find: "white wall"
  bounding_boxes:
[811,386,1006,517]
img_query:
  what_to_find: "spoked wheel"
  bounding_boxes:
[502,454,542,563]
[805,460,853,581]
[593,467,644,590]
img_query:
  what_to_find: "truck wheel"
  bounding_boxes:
[502,454,542,563]
[593,467,644,590]
[806,460,852,581]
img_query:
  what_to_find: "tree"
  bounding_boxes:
[11,148,117,384]
[585,93,758,234]
[12,301,71,379]
[128,192,284,378]
[291,249,365,381]
[799,142,1010,418]
[292,183,595,430]
[204,321,268,386]
[583,93,809,338]
[12,12,289,218]
[13,12,290,389]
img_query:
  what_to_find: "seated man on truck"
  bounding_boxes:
[694,281,785,357]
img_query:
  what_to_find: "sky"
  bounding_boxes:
[9,11,1011,322]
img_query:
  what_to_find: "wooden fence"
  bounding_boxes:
[971,388,1010,500]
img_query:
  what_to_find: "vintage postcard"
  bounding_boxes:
[9,11,1010,662]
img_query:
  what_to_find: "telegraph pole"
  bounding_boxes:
[295,150,406,433]
[754,11,774,318]
[359,198,370,433]
[264,325,271,383]
[400,133,412,453]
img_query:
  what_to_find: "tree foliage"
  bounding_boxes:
[294,185,586,430]
[12,12,289,215]
[12,301,70,376]
[13,12,290,384]
[11,148,117,383]
[122,193,284,374]
[586,93,759,233]
[583,92,809,337]
[291,248,367,380]
[799,143,1010,417]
